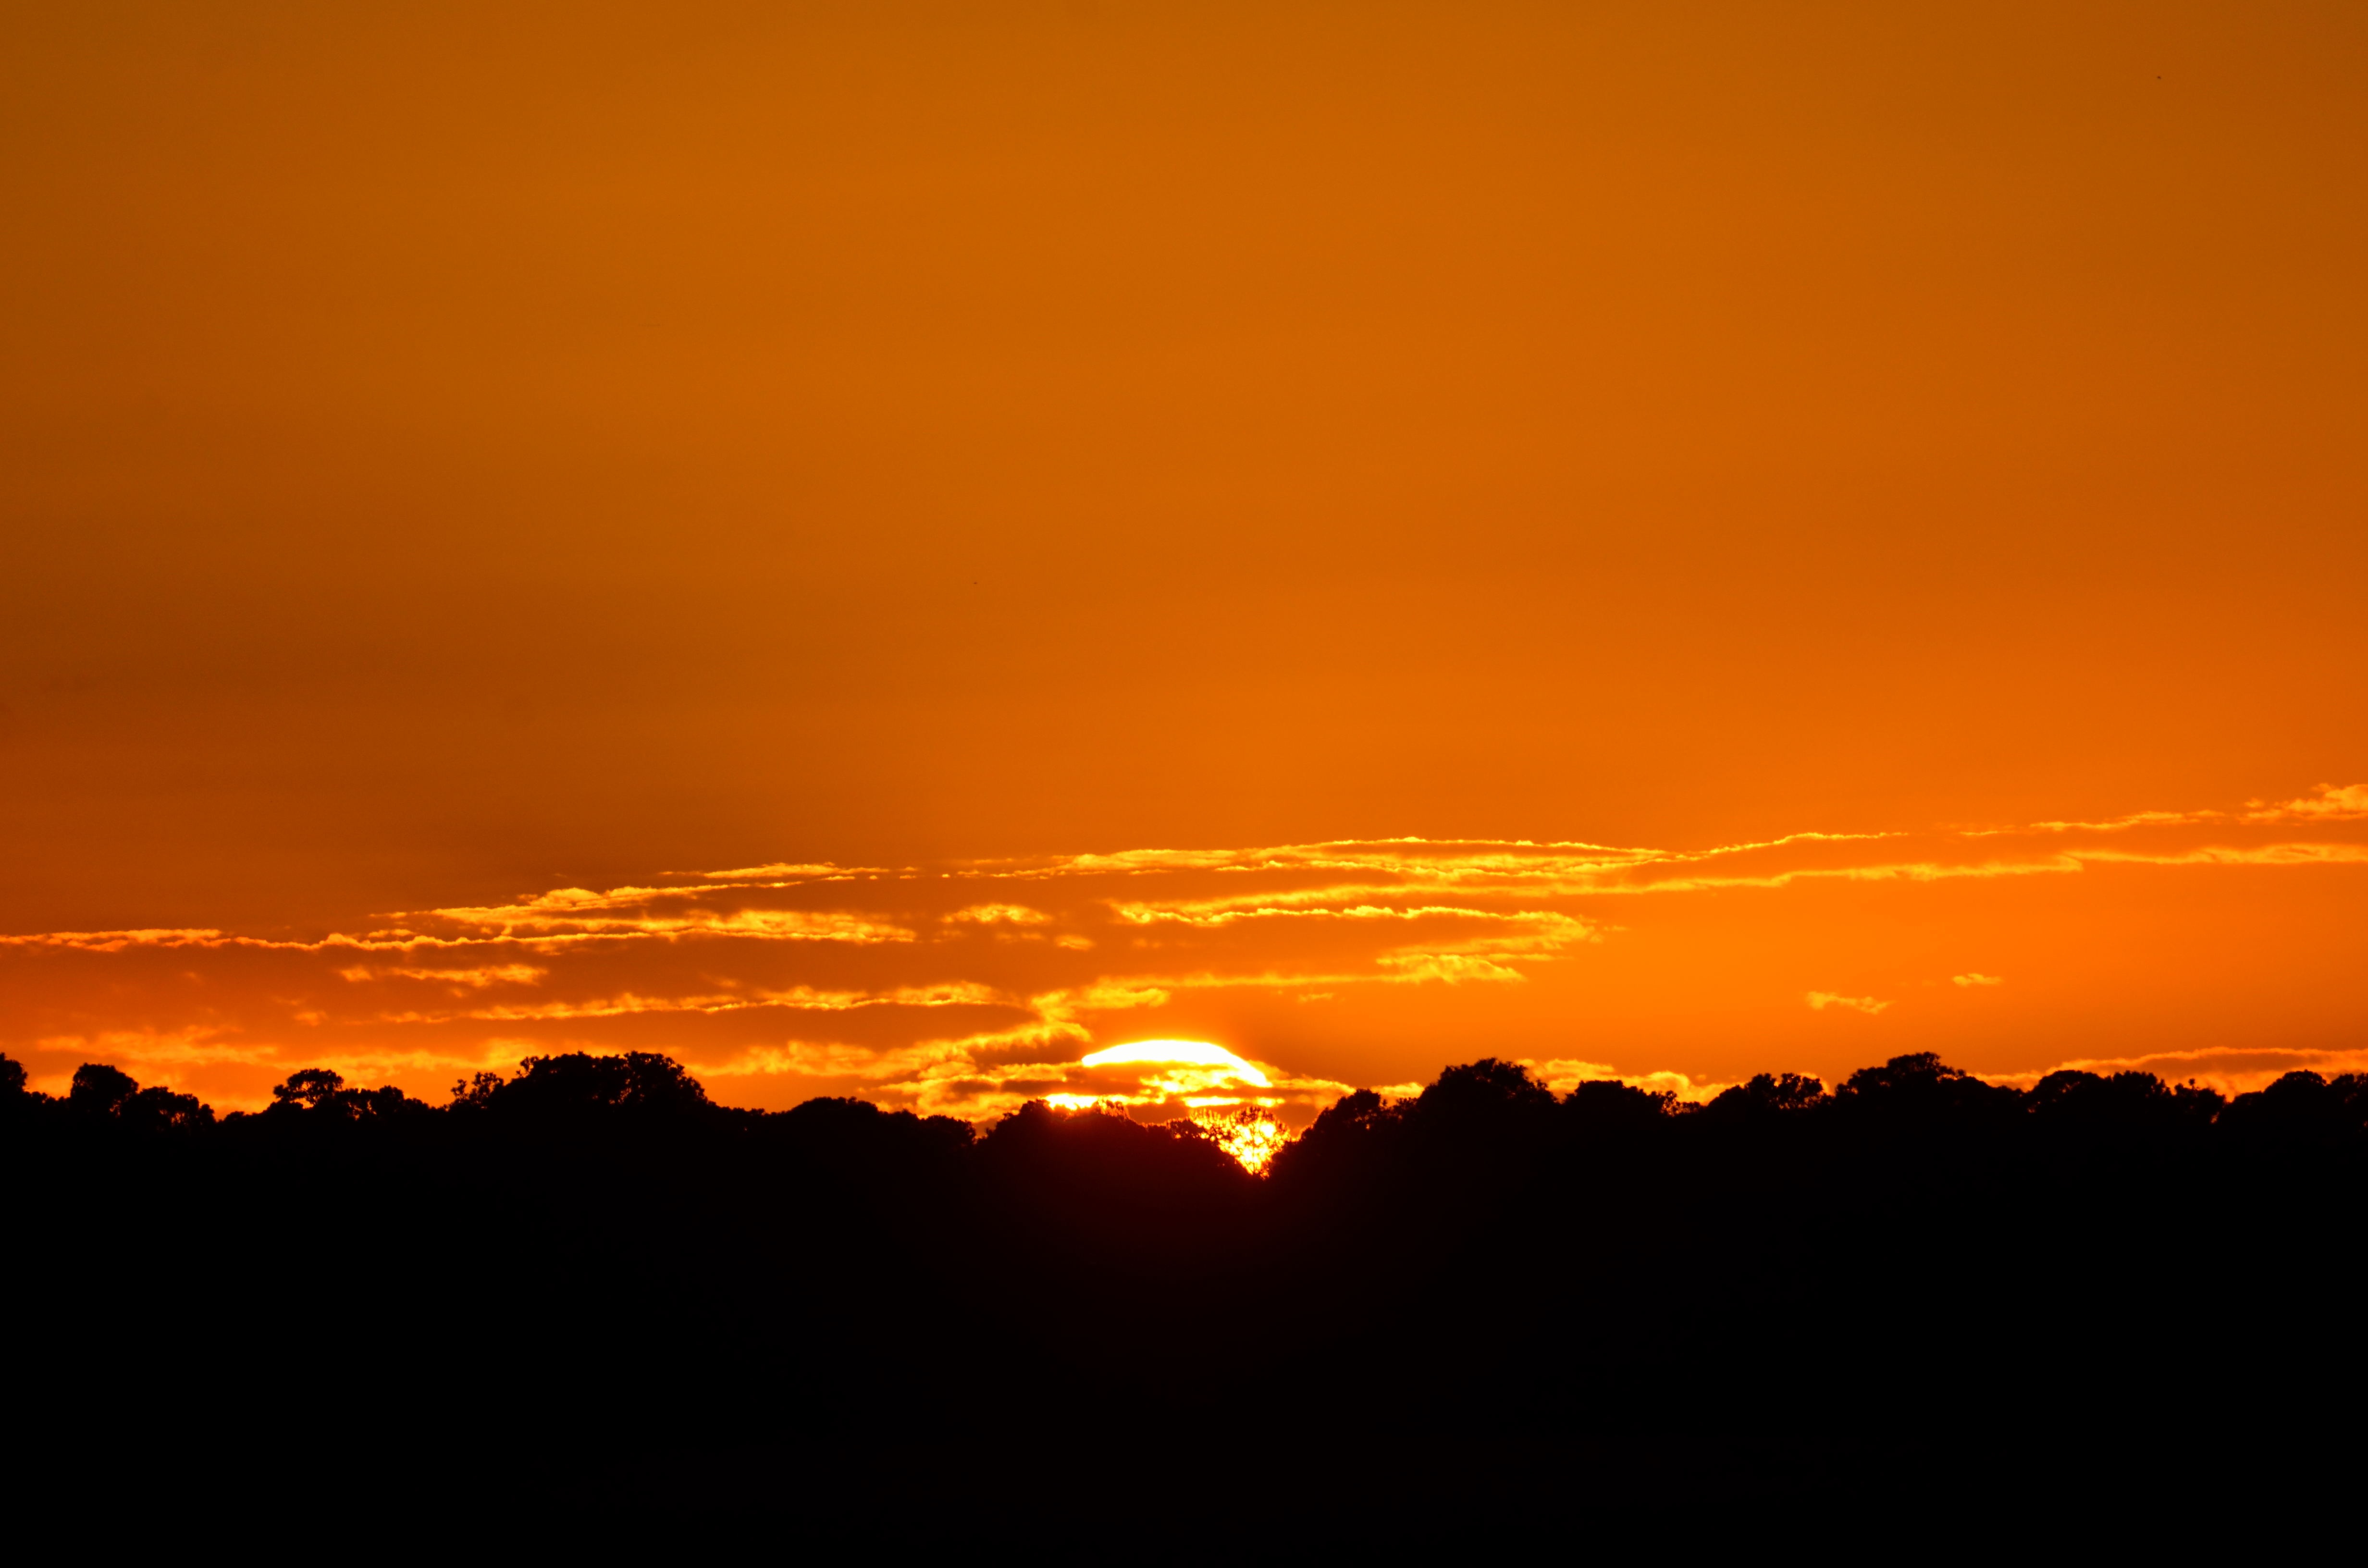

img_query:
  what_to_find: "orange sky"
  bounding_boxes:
[4,2,2364,1115]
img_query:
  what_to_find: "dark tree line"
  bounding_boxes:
[4,1048,2364,1542]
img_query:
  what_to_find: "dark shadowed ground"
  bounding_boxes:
[5,1050,2361,1546]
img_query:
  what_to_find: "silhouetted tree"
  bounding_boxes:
[69,1062,141,1118]
[262,1067,427,1122]
[1399,1057,1561,1181]
[272,1067,348,1110]
[769,1095,974,1174]
[1834,1051,2020,1128]
[1704,1070,1826,1123]
[120,1084,213,1130]
[448,1069,505,1109]
[478,1051,715,1120]
[8,1042,2368,1533]
[0,1053,33,1132]
[1563,1076,1679,1134]
[975,1100,1247,1217]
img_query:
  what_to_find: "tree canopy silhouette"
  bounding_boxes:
[4,1045,2363,1537]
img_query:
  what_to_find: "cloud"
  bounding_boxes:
[1049,980,1174,1013]
[415,980,1012,1026]
[6,783,2365,1116]
[946,904,1050,926]
[20,1027,273,1095]
[421,896,916,945]
[1376,952,1528,984]
[701,1039,964,1083]
[694,1032,1353,1126]
[2020,809,2223,834]
[0,928,234,951]
[2010,782,2368,833]
[345,964,548,988]
[1806,992,1889,1015]
[1981,1043,2368,1100]
[2254,783,2368,821]
[2074,843,2368,870]
[1523,1057,1729,1102]
[691,862,882,882]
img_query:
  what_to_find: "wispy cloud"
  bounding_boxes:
[945,903,1050,926]
[420,897,916,945]
[0,928,234,951]
[1523,1056,1729,1102]
[3,784,2362,1116]
[23,1027,272,1096]
[343,964,548,988]
[1982,1043,2368,1100]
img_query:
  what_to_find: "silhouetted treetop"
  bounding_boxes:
[122,1085,214,1131]
[273,1068,348,1109]
[1266,1087,1400,1190]
[10,1025,2368,1539]
[69,1062,140,1118]
[1411,1058,1559,1125]
[2220,1069,2368,1143]
[978,1099,1248,1194]
[15,1044,2368,1189]
[1836,1051,2020,1123]
[1705,1071,1827,1123]
[1563,1076,1679,1134]
[770,1094,976,1172]
[2025,1068,2218,1130]
[460,1051,715,1121]
[59,1062,215,1130]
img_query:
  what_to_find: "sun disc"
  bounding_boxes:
[1078,1039,1271,1088]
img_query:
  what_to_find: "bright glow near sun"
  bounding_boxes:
[1078,1040,1271,1086]
[1057,1041,1296,1171]
[1192,1107,1291,1175]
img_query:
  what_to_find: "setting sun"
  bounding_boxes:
[1077,1041,1270,1085]
[7,0,2367,1537]
[5,3,2364,1117]
[1190,1106,1293,1175]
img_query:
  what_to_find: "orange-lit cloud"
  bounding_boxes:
[6,3,2366,1150]
[344,965,549,989]
[1523,1057,1727,1102]
[945,904,1050,926]
[2271,784,2368,821]
[1978,1044,2368,1101]
[5,785,2365,1119]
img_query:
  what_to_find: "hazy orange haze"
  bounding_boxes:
[4,2,2364,1112]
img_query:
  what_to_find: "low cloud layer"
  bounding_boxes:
[5,784,2367,1116]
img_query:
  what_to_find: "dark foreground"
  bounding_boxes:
[6,1050,2364,1543]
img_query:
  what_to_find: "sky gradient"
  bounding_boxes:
[5,2,2364,1113]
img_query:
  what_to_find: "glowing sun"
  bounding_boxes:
[1067,1040,1291,1172]
[1077,1039,1272,1085]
